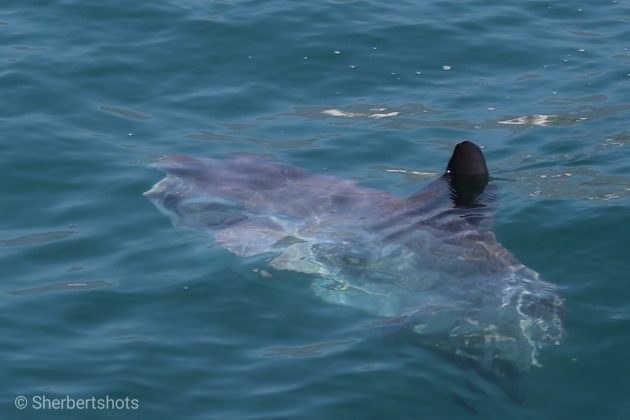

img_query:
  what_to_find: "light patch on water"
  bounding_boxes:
[322,109,400,119]
[8,281,111,296]
[498,114,556,126]
[263,339,357,358]
[384,168,438,177]
[601,193,620,201]
[114,336,150,341]
[253,268,273,278]
[99,106,152,121]
[372,112,400,119]
[322,109,361,118]
[497,113,590,126]
[0,230,78,247]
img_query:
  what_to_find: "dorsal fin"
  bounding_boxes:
[445,141,489,207]
[446,141,488,178]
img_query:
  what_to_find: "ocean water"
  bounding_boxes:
[1,0,629,418]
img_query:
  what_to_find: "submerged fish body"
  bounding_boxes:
[144,143,564,375]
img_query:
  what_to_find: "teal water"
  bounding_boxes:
[2,0,629,418]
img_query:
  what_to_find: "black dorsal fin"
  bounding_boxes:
[445,141,489,207]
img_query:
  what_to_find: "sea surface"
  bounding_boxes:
[1,0,629,419]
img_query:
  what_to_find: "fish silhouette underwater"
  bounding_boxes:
[144,141,564,384]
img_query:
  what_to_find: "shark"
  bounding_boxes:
[144,141,564,380]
